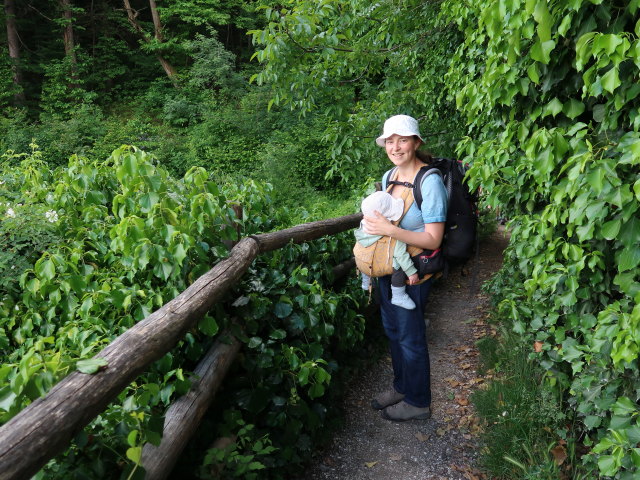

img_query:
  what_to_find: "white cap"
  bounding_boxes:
[375,115,424,147]
[361,191,404,221]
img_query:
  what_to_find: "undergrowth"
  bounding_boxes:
[474,329,595,480]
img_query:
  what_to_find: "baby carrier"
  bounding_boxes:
[353,170,433,282]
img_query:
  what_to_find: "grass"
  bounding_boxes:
[473,329,595,480]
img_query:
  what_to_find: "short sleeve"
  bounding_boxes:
[419,174,448,224]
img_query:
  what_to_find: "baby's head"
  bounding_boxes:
[361,191,403,221]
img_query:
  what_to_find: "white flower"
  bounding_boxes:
[45,210,59,223]
[6,208,15,218]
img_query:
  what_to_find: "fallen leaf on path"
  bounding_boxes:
[364,461,378,468]
[415,432,429,442]
[456,397,470,406]
[389,454,402,461]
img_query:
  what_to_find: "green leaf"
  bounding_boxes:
[297,366,310,384]
[543,98,563,117]
[530,39,556,64]
[76,358,108,374]
[533,0,552,42]
[126,446,142,464]
[171,243,187,266]
[139,192,160,212]
[269,329,286,340]
[35,258,55,281]
[597,454,618,476]
[563,99,585,119]
[576,32,596,71]
[308,383,325,399]
[612,397,637,415]
[198,316,218,336]
[0,387,17,411]
[601,219,621,240]
[601,67,621,94]
[595,34,623,56]
[274,302,292,319]
[586,167,605,194]
[618,245,640,272]
[127,429,139,447]
[527,64,540,84]
[534,147,554,174]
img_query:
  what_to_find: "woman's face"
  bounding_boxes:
[384,134,420,167]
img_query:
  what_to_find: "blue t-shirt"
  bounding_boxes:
[382,169,448,232]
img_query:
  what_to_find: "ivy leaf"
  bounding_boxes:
[618,245,640,272]
[198,316,218,336]
[575,32,596,70]
[543,98,563,117]
[77,358,108,374]
[530,39,556,64]
[563,99,585,119]
[533,0,552,42]
[595,34,623,56]
[601,67,621,94]
[275,302,293,319]
[601,219,621,240]
[586,167,605,194]
[534,147,554,175]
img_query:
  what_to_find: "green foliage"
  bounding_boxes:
[199,420,277,480]
[249,0,465,187]
[0,144,365,478]
[185,30,246,96]
[39,53,98,117]
[474,328,593,479]
[444,0,640,477]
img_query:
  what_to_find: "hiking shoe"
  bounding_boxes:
[381,401,431,421]
[371,388,404,410]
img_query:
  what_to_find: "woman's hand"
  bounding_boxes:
[362,211,397,237]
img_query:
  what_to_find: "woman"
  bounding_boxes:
[362,114,447,421]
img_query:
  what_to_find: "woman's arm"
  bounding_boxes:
[362,212,444,250]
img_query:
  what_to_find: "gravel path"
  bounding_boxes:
[298,227,509,480]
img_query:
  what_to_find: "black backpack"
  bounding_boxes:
[386,157,478,267]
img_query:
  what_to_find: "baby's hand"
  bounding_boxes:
[408,273,419,285]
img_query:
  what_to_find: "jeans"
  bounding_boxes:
[378,275,432,408]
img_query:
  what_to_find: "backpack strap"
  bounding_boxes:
[412,166,442,211]
[386,165,442,211]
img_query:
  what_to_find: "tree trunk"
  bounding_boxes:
[148,0,162,41]
[59,0,78,86]
[4,0,25,104]
[122,0,177,85]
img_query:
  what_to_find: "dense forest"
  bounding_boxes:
[1,0,639,479]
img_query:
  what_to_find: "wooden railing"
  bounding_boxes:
[0,213,362,480]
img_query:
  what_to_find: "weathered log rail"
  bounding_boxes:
[0,213,362,480]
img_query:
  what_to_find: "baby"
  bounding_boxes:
[354,191,418,310]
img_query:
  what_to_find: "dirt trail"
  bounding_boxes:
[299,226,510,480]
